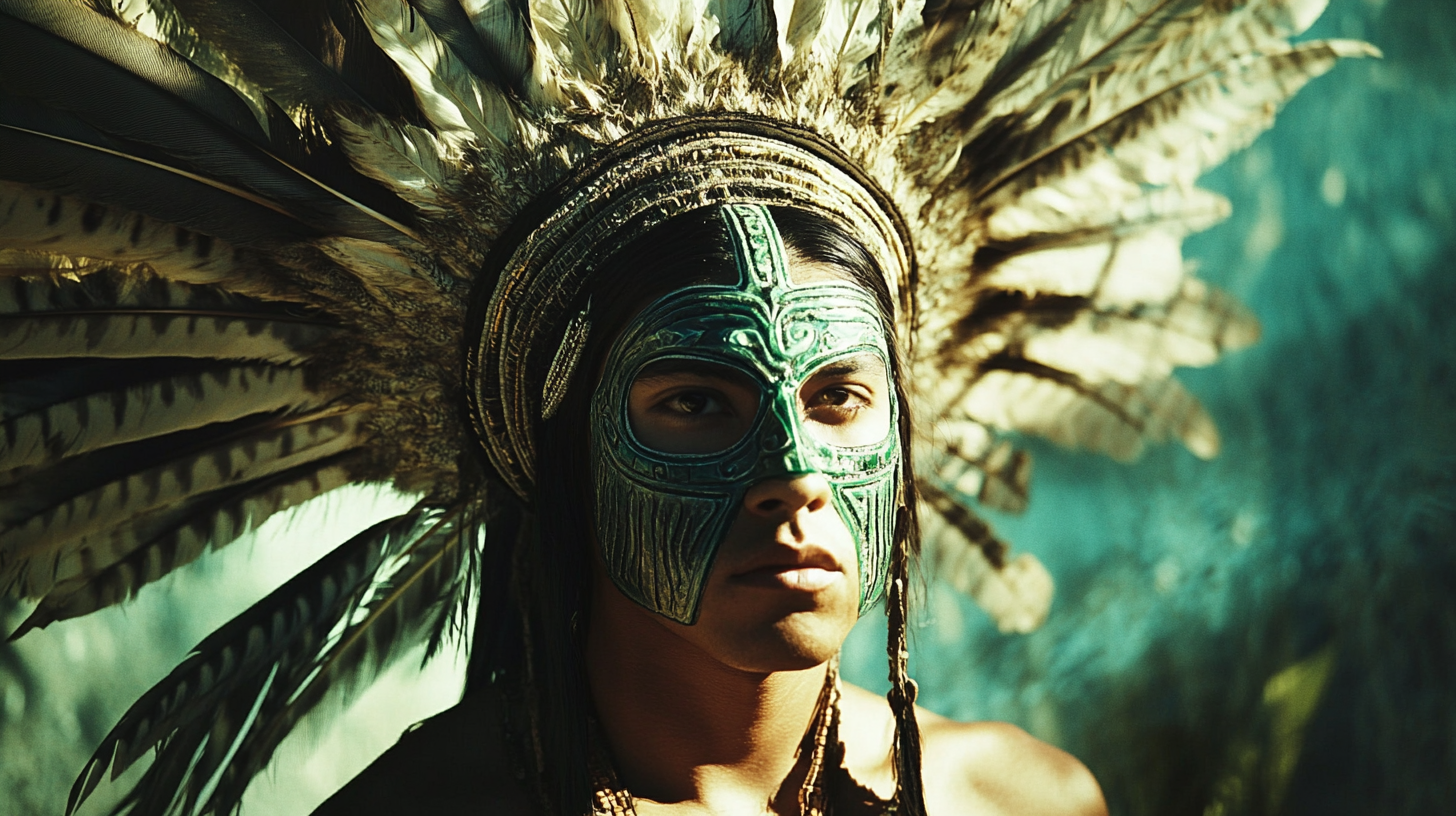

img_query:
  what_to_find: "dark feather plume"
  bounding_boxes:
[405,0,535,94]
[0,9,416,243]
[166,0,426,123]
[9,453,361,636]
[65,509,432,814]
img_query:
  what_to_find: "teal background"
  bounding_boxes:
[2,0,1452,812]
[846,0,1456,813]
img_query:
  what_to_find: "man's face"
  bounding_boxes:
[621,332,893,671]
[587,203,901,668]
[589,205,901,626]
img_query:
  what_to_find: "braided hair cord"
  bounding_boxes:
[886,505,927,816]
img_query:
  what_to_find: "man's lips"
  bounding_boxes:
[729,547,842,592]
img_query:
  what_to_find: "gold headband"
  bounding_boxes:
[466,115,915,500]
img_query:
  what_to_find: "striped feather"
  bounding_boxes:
[0,311,333,362]
[979,231,1189,310]
[10,454,360,629]
[0,182,247,287]
[966,40,1378,207]
[0,364,327,471]
[64,510,429,814]
[1016,279,1261,385]
[917,478,1052,633]
[959,361,1220,460]
[0,270,332,362]
[0,408,367,561]
[921,421,1030,513]
[981,184,1232,250]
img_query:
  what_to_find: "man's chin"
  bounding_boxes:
[716,610,855,673]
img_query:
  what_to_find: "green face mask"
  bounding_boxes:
[590,204,902,624]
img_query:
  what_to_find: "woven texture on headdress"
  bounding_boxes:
[0,0,1370,811]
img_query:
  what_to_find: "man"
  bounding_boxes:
[0,0,1356,812]
[315,205,1107,815]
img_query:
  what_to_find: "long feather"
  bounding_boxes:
[167,0,424,122]
[879,0,1029,131]
[0,269,330,355]
[0,408,367,560]
[961,358,1220,460]
[917,477,1053,634]
[356,0,521,146]
[330,114,461,214]
[972,0,1334,142]
[1,0,266,140]
[530,0,630,86]
[10,454,361,629]
[0,9,421,244]
[965,40,1378,206]
[0,112,316,248]
[408,0,535,93]
[1016,279,1261,385]
[0,182,249,287]
[207,504,481,808]
[981,185,1232,251]
[100,0,275,135]
[63,510,427,814]
[0,309,333,363]
[0,364,327,471]
[782,0,827,56]
[920,420,1030,513]
[99,504,481,816]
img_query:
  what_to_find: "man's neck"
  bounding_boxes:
[585,594,827,814]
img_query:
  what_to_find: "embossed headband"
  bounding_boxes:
[466,115,915,501]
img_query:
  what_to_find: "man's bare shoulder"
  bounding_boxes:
[839,682,1107,816]
[921,717,1107,816]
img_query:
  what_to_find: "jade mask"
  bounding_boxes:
[589,204,901,624]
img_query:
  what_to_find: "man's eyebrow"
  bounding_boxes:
[808,353,885,380]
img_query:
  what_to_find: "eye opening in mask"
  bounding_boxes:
[797,350,894,450]
[627,356,764,455]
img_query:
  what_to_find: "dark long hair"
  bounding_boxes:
[470,205,924,815]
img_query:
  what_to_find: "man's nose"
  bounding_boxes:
[743,472,832,518]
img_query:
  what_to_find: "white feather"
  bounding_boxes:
[356,0,520,146]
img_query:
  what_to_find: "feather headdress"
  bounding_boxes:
[0,0,1370,811]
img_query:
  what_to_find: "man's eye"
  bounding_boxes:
[806,386,869,420]
[812,388,854,407]
[662,391,721,415]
